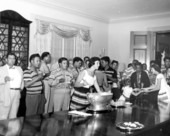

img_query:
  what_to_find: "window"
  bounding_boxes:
[35,19,91,62]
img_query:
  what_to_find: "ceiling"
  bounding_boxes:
[24,0,170,23]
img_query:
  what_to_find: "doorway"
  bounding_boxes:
[155,32,170,68]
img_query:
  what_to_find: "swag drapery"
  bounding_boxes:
[35,20,91,62]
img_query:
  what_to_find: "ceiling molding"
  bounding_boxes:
[22,0,109,23]
[109,12,170,23]
[31,14,92,30]
[19,0,170,24]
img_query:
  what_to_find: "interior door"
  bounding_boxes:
[130,31,151,68]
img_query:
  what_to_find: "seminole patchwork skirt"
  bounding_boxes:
[69,87,90,110]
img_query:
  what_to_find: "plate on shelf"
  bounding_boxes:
[116,122,144,132]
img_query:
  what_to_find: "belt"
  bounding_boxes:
[10,88,21,90]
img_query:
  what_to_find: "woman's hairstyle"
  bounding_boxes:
[151,64,161,73]
[88,57,100,68]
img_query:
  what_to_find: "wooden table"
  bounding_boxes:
[0,93,170,136]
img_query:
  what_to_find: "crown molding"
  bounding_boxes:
[109,12,170,23]
[31,14,92,30]
[21,0,109,23]
[18,0,170,24]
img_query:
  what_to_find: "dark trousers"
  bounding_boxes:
[112,88,121,101]
[26,93,46,116]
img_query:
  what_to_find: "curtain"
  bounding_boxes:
[64,38,75,59]
[52,25,79,38]
[75,36,83,57]
[36,20,50,34]
[36,20,91,41]
[82,40,91,57]
[75,36,91,58]
[51,32,63,63]
[35,19,91,60]
[35,20,52,55]
[35,32,52,55]
[79,30,91,42]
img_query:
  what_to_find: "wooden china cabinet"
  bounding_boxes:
[0,10,31,70]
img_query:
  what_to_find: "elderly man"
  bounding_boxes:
[0,53,23,120]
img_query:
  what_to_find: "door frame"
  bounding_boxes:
[131,26,170,69]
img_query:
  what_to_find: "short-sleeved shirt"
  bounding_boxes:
[23,69,43,95]
[49,68,73,89]
[102,66,117,85]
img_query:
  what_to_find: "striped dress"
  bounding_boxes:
[157,74,170,102]
[70,70,96,110]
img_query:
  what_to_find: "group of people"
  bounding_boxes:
[1,52,170,120]
[0,53,120,120]
[120,58,170,103]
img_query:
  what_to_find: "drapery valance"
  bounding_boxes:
[36,20,91,42]
[37,20,51,34]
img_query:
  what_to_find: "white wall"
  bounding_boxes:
[108,17,170,68]
[3,0,170,69]
[0,0,108,58]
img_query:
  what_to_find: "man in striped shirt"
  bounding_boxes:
[101,56,118,89]
[101,56,120,100]
[24,54,44,116]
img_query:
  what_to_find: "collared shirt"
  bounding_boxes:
[49,68,73,89]
[6,65,23,88]
[23,69,43,95]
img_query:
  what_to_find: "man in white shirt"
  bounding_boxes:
[0,53,23,120]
